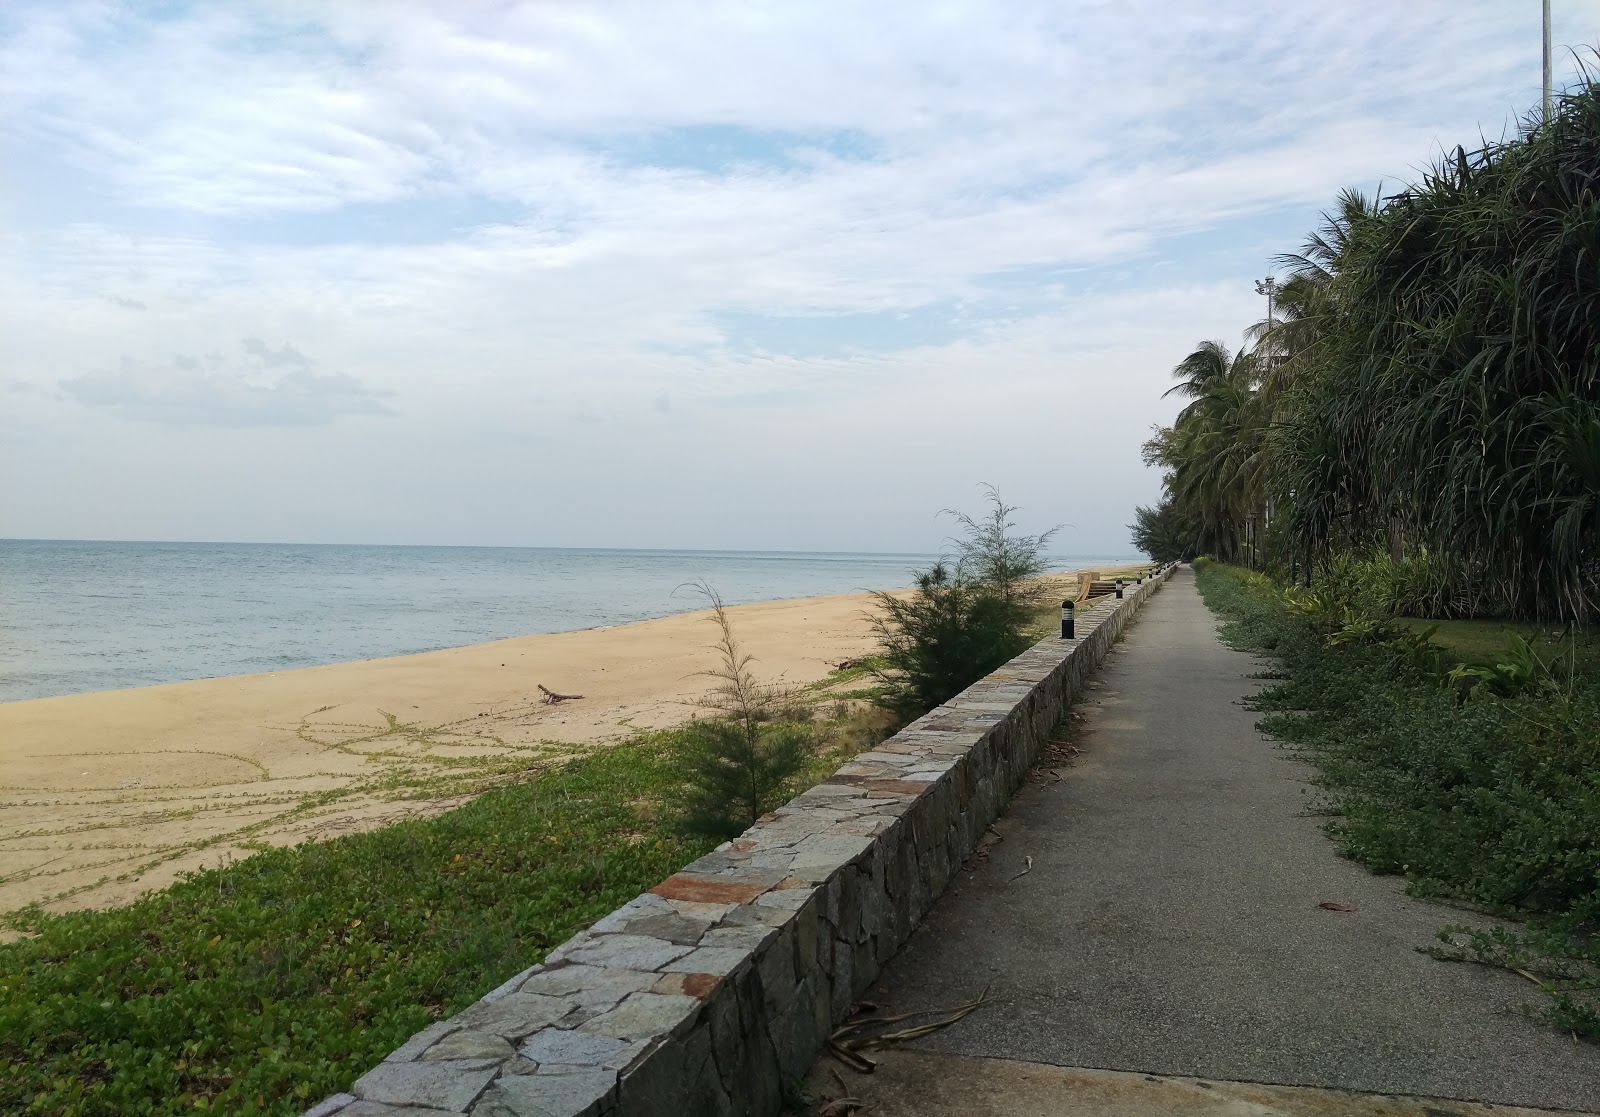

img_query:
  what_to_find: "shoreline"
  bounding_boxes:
[0,567,1134,916]
[0,591,876,708]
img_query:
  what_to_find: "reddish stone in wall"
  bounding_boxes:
[650,873,770,905]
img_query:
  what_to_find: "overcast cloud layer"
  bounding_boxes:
[3,2,1597,552]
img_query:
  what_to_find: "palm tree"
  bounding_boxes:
[1147,342,1269,564]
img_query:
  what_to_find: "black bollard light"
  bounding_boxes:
[1060,598,1075,640]
[1115,580,1123,599]
[1136,571,1143,585]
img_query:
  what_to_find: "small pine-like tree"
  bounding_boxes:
[870,487,1060,717]
[671,584,817,839]
[943,483,1059,609]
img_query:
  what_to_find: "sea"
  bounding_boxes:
[0,540,1143,703]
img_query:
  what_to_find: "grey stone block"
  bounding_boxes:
[338,1103,463,1117]
[612,1021,729,1117]
[474,1070,617,1117]
[384,1019,459,1063]
[558,934,693,972]
[422,1029,515,1062]
[697,921,777,953]
[604,911,711,946]
[588,893,673,932]
[520,963,656,1008]
[582,991,701,1041]
[658,947,748,977]
[351,1059,498,1111]
[455,992,578,1039]
[520,1026,632,1067]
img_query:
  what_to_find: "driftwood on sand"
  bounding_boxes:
[538,684,584,705]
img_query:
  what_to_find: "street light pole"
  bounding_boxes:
[1544,0,1554,121]
[1254,276,1279,360]
[1254,276,1278,325]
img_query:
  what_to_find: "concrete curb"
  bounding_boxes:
[304,564,1175,1117]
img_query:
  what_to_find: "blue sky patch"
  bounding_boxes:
[712,303,971,358]
[599,124,879,175]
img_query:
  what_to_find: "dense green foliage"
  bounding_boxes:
[1142,72,1600,620]
[870,488,1056,716]
[0,739,715,1117]
[1128,498,1193,563]
[1196,562,1600,1038]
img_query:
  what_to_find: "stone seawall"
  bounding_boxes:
[305,565,1173,1117]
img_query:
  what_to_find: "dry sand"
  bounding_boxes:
[0,567,1133,918]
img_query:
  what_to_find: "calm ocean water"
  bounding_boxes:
[0,540,1141,703]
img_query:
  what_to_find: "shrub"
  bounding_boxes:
[870,488,1057,717]
[672,719,814,840]
[669,585,817,839]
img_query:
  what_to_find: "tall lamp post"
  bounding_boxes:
[1255,275,1280,370]
[1254,275,1279,330]
[1253,276,1281,570]
[1544,0,1554,121]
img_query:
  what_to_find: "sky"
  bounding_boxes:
[3,2,1598,554]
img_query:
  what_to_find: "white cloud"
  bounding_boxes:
[59,340,393,427]
[2,0,1597,547]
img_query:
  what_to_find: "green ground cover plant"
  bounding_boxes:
[1194,561,1600,1041]
[0,738,718,1117]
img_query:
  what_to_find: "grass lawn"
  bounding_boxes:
[1392,616,1596,664]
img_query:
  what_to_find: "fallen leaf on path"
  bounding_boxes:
[1318,901,1358,912]
[1007,856,1034,882]
[828,987,991,1067]
[819,1098,868,1116]
[827,1038,877,1073]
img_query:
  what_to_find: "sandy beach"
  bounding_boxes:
[0,589,895,916]
[0,569,1126,917]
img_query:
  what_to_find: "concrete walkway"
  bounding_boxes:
[812,569,1600,1115]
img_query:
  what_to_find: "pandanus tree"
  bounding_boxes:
[1143,70,1600,620]
[1279,78,1600,619]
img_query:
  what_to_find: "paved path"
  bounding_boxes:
[814,569,1600,1114]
